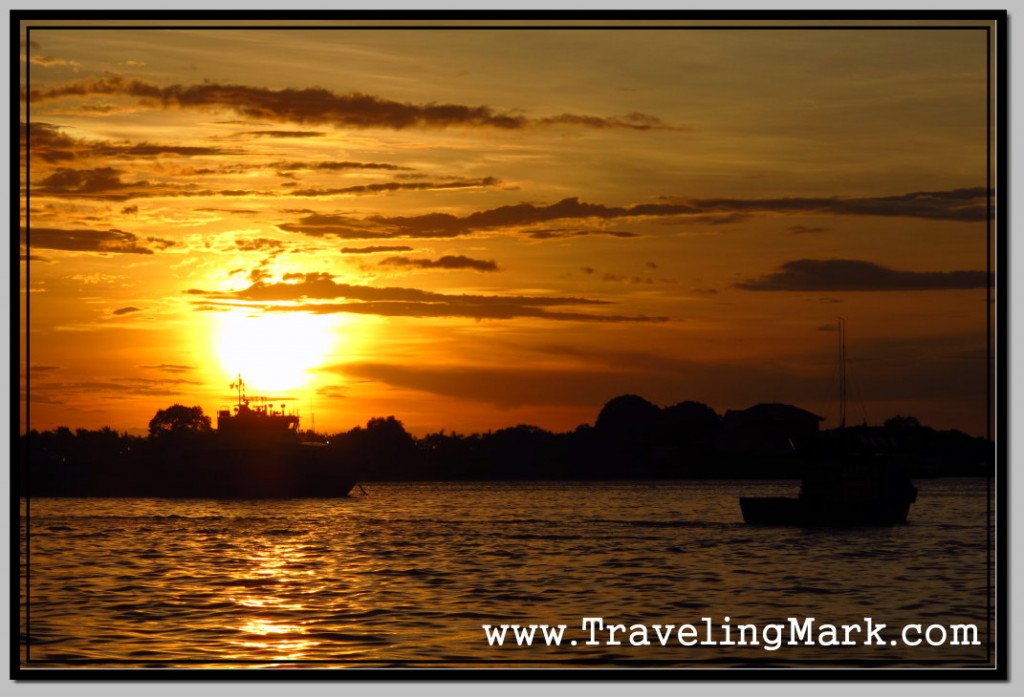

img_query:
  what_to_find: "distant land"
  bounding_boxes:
[20,394,992,497]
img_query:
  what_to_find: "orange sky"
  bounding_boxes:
[19,18,997,437]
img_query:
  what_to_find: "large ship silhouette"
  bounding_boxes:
[142,376,357,499]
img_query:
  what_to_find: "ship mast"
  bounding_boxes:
[838,317,847,429]
[230,374,247,408]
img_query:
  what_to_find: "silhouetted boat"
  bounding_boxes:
[198,376,357,498]
[739,319,918,526]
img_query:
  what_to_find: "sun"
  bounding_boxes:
[212,311,339,394]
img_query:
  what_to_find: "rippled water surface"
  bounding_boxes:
[20,479,994,669]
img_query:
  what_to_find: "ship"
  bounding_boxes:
[739,319,918,526]
[196,376,357,498]
[128,377,356,499]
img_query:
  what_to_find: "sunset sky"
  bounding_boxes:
[19,18,997,438]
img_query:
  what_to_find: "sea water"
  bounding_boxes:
[19,479,994,669]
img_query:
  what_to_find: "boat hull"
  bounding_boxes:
[143,440,357,499]
[740,491,916,527]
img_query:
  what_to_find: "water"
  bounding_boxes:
[20,479,994,669]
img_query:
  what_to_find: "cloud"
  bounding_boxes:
[93,142,230,157]
[34,167,147,200]
[334,362,636,408]
[787,225,830,234]
[22,122,232,163]
[27,77,677,131]
[272,160,410,172]
[186,274,665,323]
[341,245,415,254]
[28,376,202,401]
[146,237,177,250]
[526,229,641,240]
[538,111,682,131]
[112,306,142,315]
[234,237,285,252]
[28,55,81,69]
[379,255,499,272]
[240,130,326,138]
[22,227,154,255]
[735,259,990,291]
[141,364,195,374]
[276,188,986,240]
[659,188,989,222]
[261,301,667,322]
[288,177,499,198]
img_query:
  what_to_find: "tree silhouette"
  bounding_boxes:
[148,404,212,438]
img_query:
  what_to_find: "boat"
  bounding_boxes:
[739,319,918,526]
[198,376,358,498]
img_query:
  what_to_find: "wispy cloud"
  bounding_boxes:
[23,227,155,255]
[277,188,988,240]
[23,122,232,163]
[27,77,680,131]
[186,273,665,323]
[141,364,195,374]
[239,130,326,138]
[272,160,411,172]
[379,255,499,272]
[341,245,415,254]
[289,177,499,198]
[735,259,990,291]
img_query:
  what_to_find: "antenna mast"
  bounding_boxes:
[838,317,847,429]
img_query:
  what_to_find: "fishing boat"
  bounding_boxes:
[739,319,918,526]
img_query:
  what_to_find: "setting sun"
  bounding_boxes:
[213,311,340,394]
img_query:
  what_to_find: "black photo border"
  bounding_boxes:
[10,8,1009,681]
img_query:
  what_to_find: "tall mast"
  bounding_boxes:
[838,317,847,429]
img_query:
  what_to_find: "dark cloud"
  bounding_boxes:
[277,188,985,241]
[272,160,410,172]
[658,188,989,223]
[195,208,259,215]
[735,259,990,291]
[379,255,499,272]
[29,376,202,401]
[186,274,665,323]
[235,237,285,252]
[23,227,154,255]
[240,130,326,138]
[141,364,195,374]
[341,245,415,254]
[122,205,138,215]
[93,142,229,157]
[289,177,499,198]
[112,306,141,315]
[526,229,640,240]
[22,122,232,162]
[146,237,177,250]
[34,167,145,200]
[21,122,78,162]
[335,362,641,408]
[28,77,676,131]
[538,111,684,132]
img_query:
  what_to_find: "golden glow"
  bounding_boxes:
[213,311,339,394]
